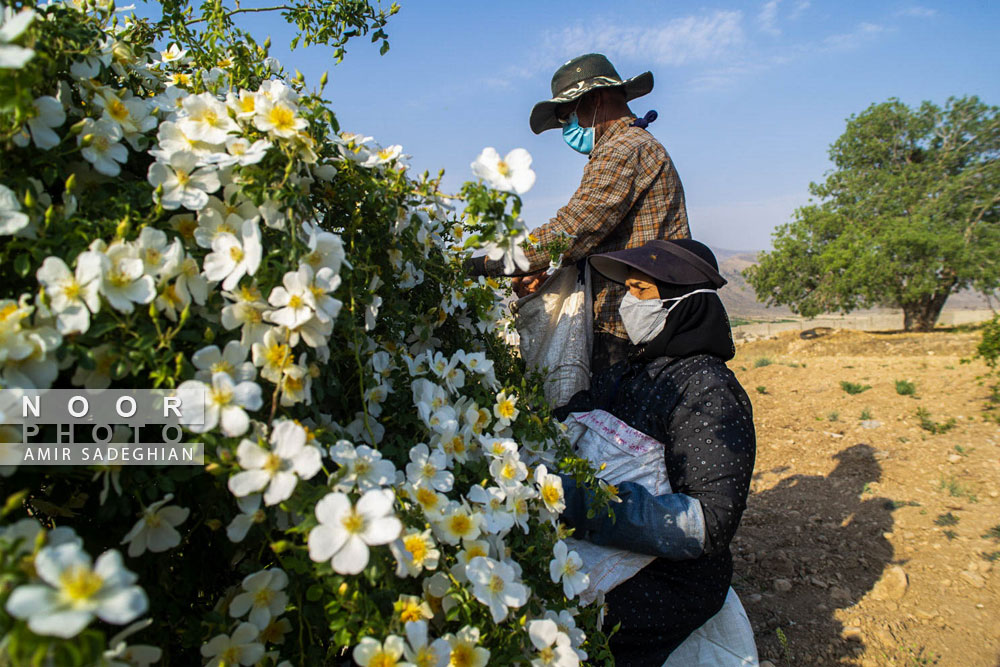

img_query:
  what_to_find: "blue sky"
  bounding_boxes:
[163,1,1000,251]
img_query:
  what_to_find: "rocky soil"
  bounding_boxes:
[730,328,1000,666]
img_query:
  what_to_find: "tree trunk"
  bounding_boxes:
[901,289,952,331]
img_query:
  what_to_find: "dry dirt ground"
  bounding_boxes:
[730,328,1000,667]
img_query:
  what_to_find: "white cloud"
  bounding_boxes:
[821,22,886,51]
[758,0,781,36]
[897,6,936,18]
[541,11,746,68]
[788,1,811,20]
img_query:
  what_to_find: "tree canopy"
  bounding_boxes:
[745,96,1000,331]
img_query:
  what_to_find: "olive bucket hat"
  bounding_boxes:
[529,53,653,134]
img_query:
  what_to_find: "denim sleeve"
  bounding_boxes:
[560,475,706,560]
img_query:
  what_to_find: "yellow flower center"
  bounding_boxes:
[414,647,438,667]
[175,169,191,187]
[144,247,161,266]
[282,374,303,394]
[378,148,395,160]
[94,135,111,152]
[263,452,283,475]
[287,294,303,309]
[268,105,296,132]
[421,462,437,479]
[415,487,438,511]
[451,645,475,667]
[264,343,290,368]
[542,484,561,506]
[229,245,244,263]
[448,514,471,535]
[354,458,371,476]
[404,535,428,564]
[368,652,397,667]
[210,360,234,375]
[496,160,510,177]
[488,574,505,594]
[203,109,218,126]
[210,385,233,407]
[240,96,255,114]
[399,600,424,622]
[341,510,365,534]
[59,565,103,603]
[108,99,129,122]
[63,279,82,301]
[253,587,275,607]
[0,303,17,321]
[563,558,578,576]
[220,646,241,664]
[540,646,555,662]
[108,267,131,289]
[178,218,197,238]
[498,400,515,419]
[466,545,487,559]
[501,463,516,480]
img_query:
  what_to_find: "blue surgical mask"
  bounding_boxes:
[619,289,718,345]
[562,112,594,155]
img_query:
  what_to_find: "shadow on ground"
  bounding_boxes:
[734,443,897,665]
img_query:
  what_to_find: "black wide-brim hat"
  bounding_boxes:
[589,239,727,288]
[530,53,653,134]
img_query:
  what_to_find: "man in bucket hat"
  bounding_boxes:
[467,53,691,373]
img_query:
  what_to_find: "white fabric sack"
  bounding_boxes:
[510,263,592,407]
[562,409,759,667]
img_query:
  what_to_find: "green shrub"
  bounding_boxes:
[917,408,957,434]
[895,379,917,396]
[840,380,871,395]
[754,357,773,368]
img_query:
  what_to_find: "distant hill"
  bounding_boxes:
[709,247,996,320]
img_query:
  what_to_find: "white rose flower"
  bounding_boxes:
[120,493,189,557]
[78,118,128,177]
[534,464,566,519]
[401,620,450,667]
[307,489,402,575]
[101,618,163,667]
[202,218,262,290]
[471,147,536,194]
[229,568,288,629]
[200,622,264,667]
[0,7,35,69]
[176,371,262,437]
[147,150,221,210]
[4,543,147,638]
[178,91,238,144]
[228,419,323,506]
[543,609,587,661]
[35,252,102,334]
[0,183,29,235]
[489,450,528,491]
[441,626,490,667]
[549,541,589,599]
[353,636,406,667]
[433,501,482,546]
[527,619,579,667]
[328,440,396,492]
[192,340,256,383]
[465,556,528,623]
[484,227,532,276]
[405,443,454,493]
[12,96,65,150]
[389,528,440,578]
[226,492,264,543]
[266,264,319,329]
[97,242,156,314]
[253,96,307,138]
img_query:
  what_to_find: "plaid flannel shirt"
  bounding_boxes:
[483,116,690,339]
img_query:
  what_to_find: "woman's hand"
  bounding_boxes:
[512,270,548,297]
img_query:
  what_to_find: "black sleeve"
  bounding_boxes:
[661,366,756,556]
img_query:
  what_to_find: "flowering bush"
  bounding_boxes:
[0,1,616,664]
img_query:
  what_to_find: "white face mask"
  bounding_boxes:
[619,289,718,345]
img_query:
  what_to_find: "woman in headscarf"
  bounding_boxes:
[554,239,756,666]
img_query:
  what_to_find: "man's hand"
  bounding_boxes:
[511,270,548,298]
